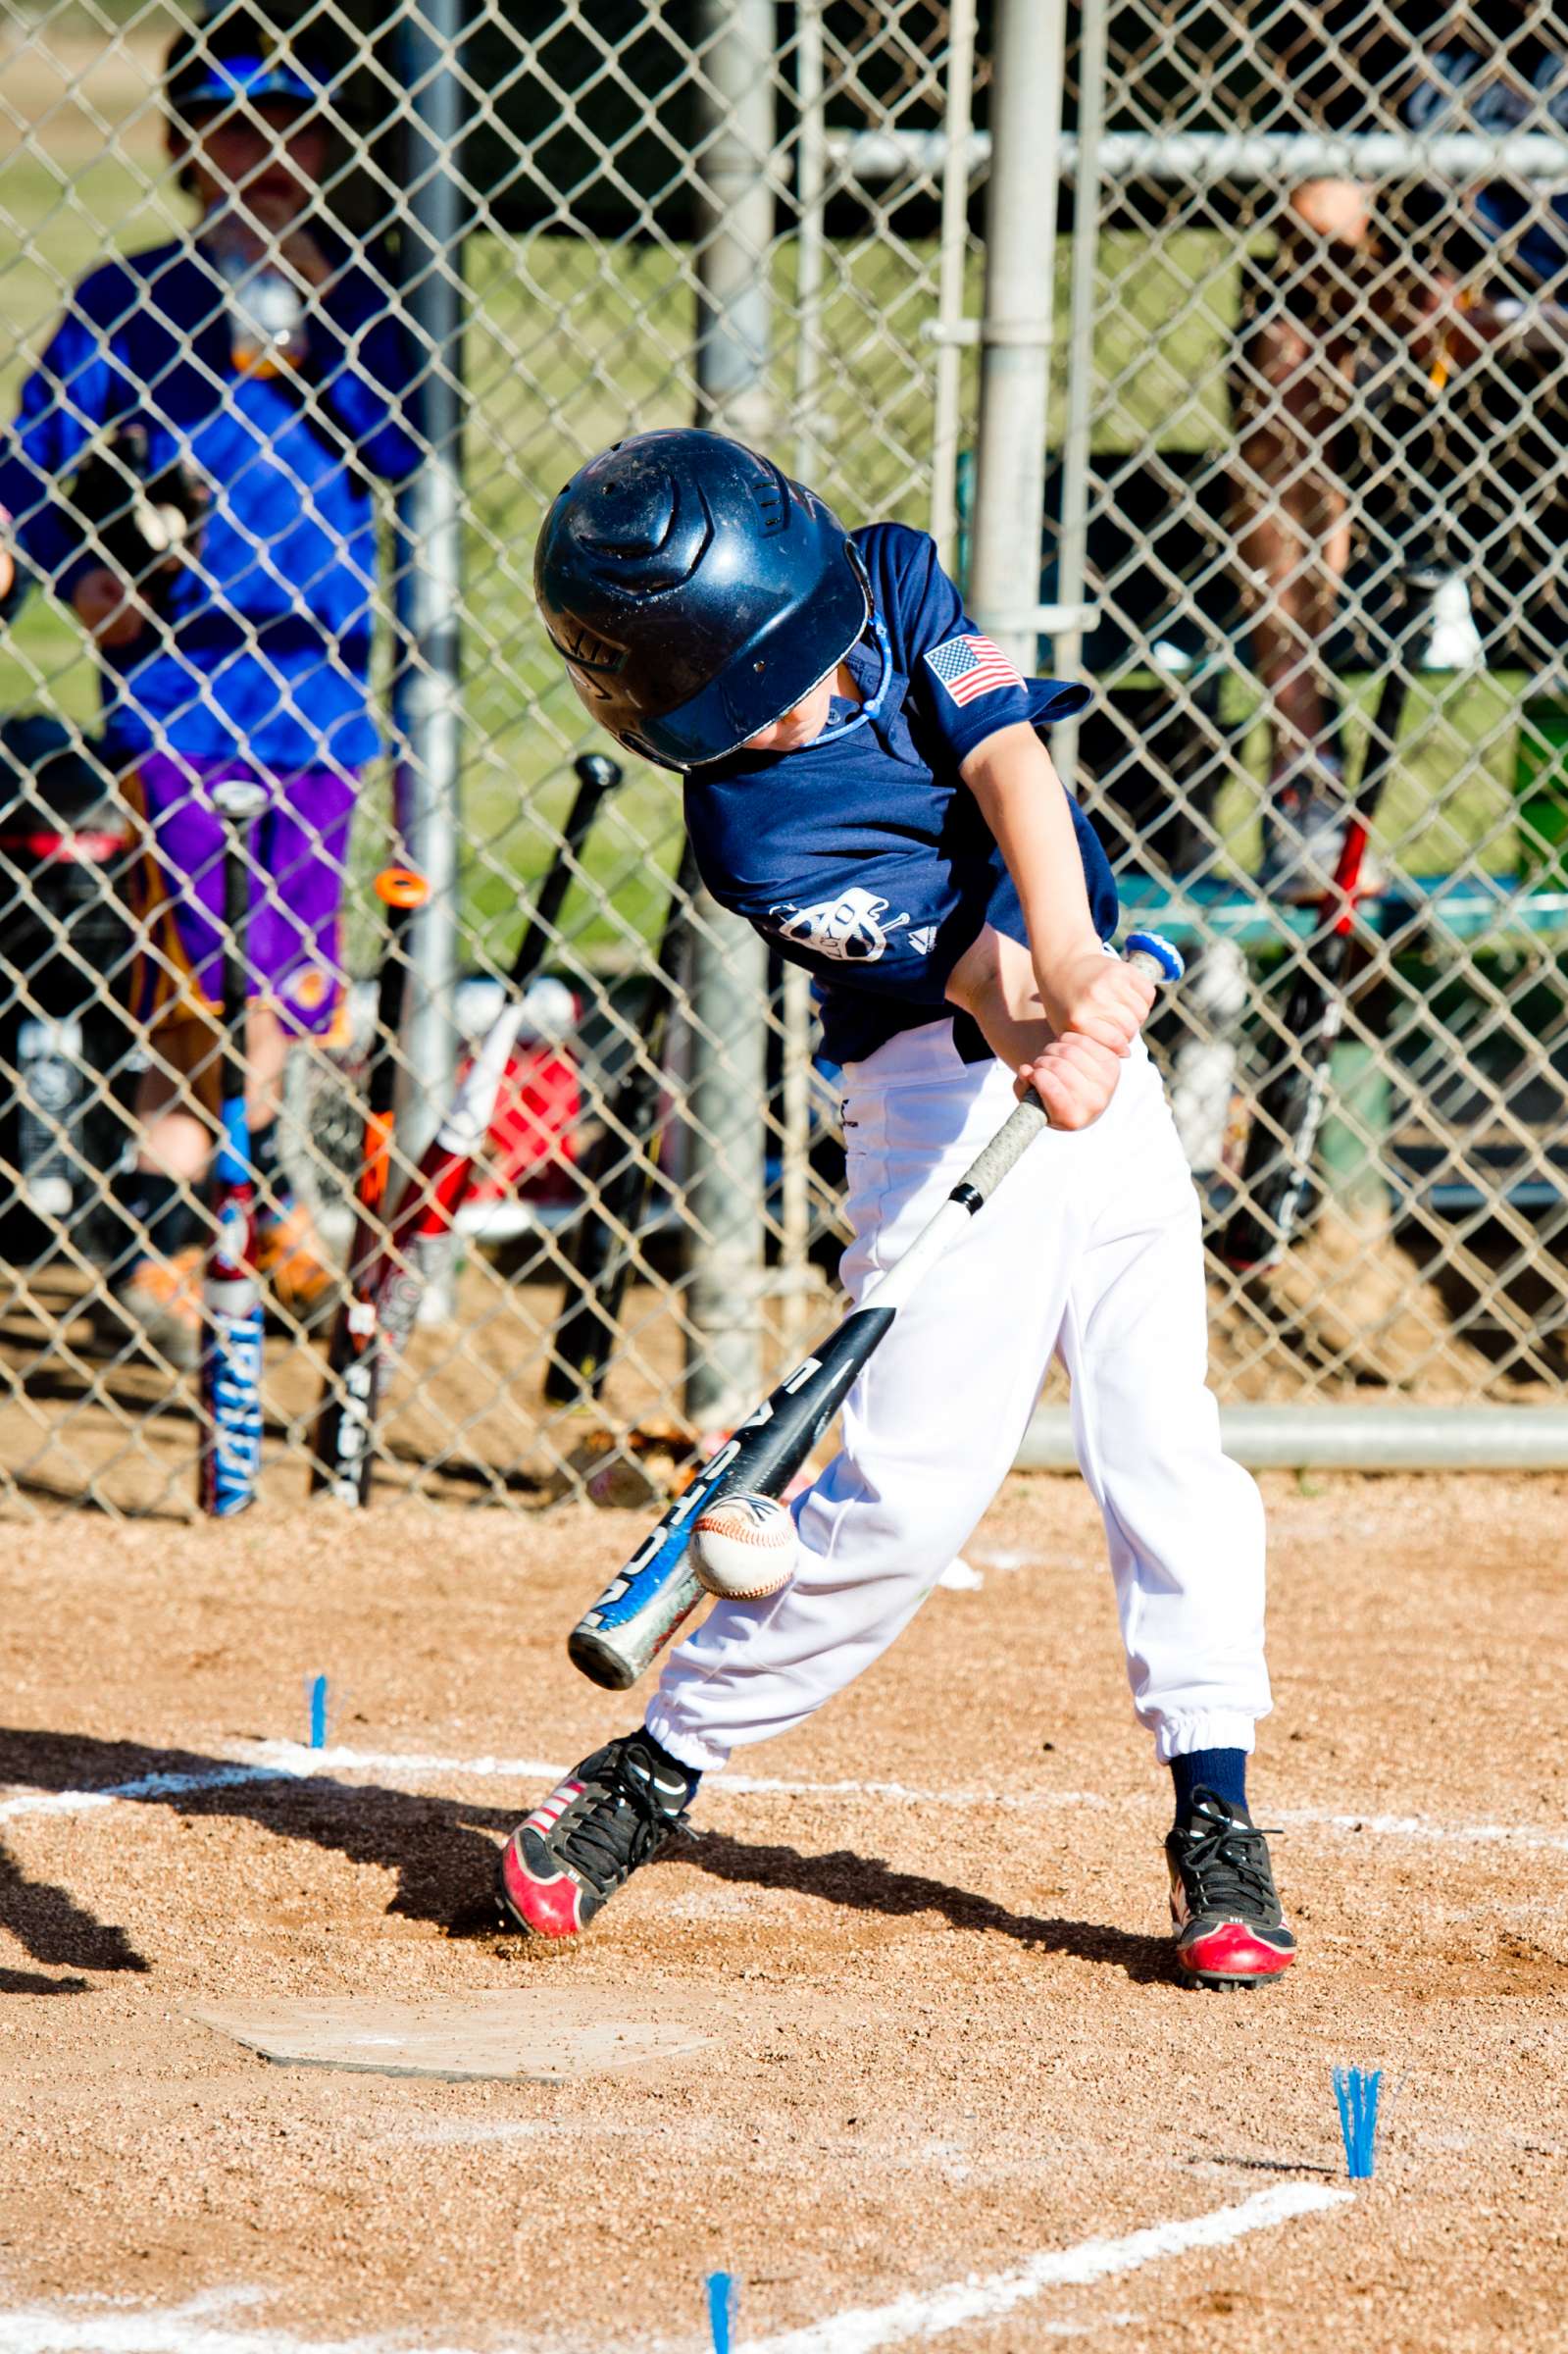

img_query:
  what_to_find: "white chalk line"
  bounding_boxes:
[1,1739,1564,1857]
[0,1766,280,1826]
[738,2181,1351,2354]
[0,2184,1347,2354]
[245,1741,1113,1813]
[1277,1805,1568,1853]
[0,2284,492,2354]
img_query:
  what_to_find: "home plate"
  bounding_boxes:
[189,1990,716,2082]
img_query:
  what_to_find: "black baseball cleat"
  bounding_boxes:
[1165,1789,1297,1989]
[497,1729,693,1940]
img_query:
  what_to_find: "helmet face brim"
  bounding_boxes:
[628,539,871,770]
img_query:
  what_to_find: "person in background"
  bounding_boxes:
[1234,1,1568,896]
[0,14,421,1366]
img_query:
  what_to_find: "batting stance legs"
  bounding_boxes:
[645,1030,1268,1774]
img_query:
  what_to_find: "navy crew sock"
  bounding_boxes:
[639,1726,702,1809]
[1170,1748,1249,1826]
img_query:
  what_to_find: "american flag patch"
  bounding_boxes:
[923,633,1025,706]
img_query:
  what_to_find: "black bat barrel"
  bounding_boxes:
[0,716,134,1265]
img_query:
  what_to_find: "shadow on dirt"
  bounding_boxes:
[0,1727,517,1973]
[0,1729,1176,1987]
[673,1827,1176,1983]
[0,1967,89,1994]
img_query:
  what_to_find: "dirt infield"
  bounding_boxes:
[0,1471,1565,2352]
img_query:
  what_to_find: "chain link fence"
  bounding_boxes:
[1,1,1565,1520]
[1066,0,1568,1414]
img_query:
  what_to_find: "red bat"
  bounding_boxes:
[362,753,622,1383]
[309,861,430,1504]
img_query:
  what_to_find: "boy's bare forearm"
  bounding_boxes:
[957,722,1153,1057]
[960,723,1101,986]
[944,924,1053,1068]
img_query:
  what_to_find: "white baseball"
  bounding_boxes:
[693,1492,798,1600]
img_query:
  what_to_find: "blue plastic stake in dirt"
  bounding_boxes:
[308,1673,329,1751]
[706,2273,737,2354]
[1333,2065,1383,2179]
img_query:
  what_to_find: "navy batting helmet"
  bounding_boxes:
[533,429,870,770]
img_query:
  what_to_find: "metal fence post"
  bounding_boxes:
[683,0,774,1429]
[391,0,465,1321]
[929,0,980,575]
[967,0,1068,677]
[1047,0,1107,792]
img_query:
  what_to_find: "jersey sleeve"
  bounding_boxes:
[0,269,128,603]
[877,524,1091,764]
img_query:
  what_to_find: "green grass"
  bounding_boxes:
[0,106,1531,979]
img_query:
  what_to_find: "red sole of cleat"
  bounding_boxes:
[1177,1919,1296,1987]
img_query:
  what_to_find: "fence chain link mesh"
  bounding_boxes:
[1075,3,1568,1406]
[0,2,1563,1520]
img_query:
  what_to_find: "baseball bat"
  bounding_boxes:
[543,836,700,1406]
[197,777,270,1516]
[365,751,622,1367]
[308,861,430,1505]
[567,931,1186,1691]
[1222,574,1438,1273]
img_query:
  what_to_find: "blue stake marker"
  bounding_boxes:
[1333,2065,1383,2179]
[309,1673,329,1751]
[706,2272,736,2354]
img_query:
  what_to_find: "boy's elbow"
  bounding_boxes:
[944,924,1000,1015]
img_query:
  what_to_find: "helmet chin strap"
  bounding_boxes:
[819,600,893,743]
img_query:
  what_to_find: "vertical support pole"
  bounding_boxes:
[692,0,776,449]
[1048,0,1107,793]
[967,0,1068,676]
[783,0,826,1352]
[391,0,466,1322]
[793,0,826,491]
[779,960,813,1352]
[684,0,774,1429]
[929,0,979,574]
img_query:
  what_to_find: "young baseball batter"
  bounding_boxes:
[507,428,1294,1989]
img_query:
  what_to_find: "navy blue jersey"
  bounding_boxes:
[683,520,1113,1066]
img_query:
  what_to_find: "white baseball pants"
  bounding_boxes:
[646,1019,1270,1775]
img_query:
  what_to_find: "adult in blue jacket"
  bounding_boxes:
[0,20,422,1363]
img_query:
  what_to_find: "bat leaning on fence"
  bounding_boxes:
[543,836,700,1407]
[1221,573,1439,1275]
[309,861,430,1505]
[312,752,623,1499]
[197,778,270,1516]
[567,930,1186,1692]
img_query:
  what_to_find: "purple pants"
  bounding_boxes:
[124,752,357,1037]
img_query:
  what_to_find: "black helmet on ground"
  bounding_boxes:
[533,428,870,770]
